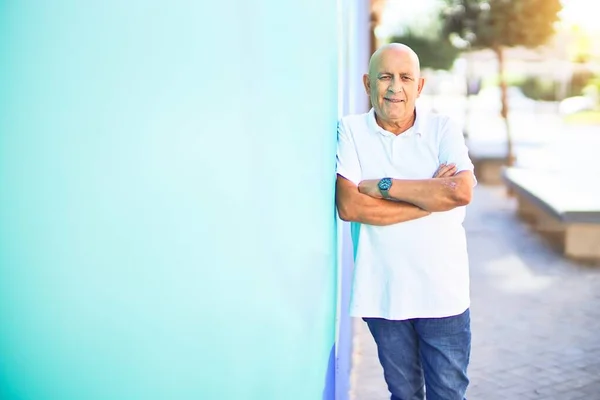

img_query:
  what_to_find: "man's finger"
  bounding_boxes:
[434,164,453,176]
[440,165,457,174]
[439,166,457,177]
[434,164,456,178]
[432,164,446,177]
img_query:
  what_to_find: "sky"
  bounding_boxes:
[377,0,439,39]
[559,0,600,33]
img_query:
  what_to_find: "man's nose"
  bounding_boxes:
[387,79,402,93]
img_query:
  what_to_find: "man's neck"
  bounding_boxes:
[375,110,416,135]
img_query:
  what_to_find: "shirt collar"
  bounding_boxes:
[367,107,426,137]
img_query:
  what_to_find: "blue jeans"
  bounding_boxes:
[363,309,471,400]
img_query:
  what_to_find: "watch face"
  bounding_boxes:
[378,178,392,190]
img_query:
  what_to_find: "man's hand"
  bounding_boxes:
[358,179,383,199]
[432,163,457,178]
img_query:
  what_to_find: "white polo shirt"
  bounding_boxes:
[337,107,476,320]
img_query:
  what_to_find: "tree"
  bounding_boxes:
[389,30,460,72]
[441,0,562,164]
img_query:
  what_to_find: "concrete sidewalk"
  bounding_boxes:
[350,185,600,400]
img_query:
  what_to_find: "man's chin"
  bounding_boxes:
[381,111,409,121]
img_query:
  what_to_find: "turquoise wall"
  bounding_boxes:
[0,2,338,399]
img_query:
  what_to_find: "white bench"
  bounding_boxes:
[467,141,509,185]
[503,167,600,261]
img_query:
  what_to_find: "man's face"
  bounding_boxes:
[363,49,425,124]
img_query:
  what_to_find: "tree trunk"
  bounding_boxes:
[494,45,515,166]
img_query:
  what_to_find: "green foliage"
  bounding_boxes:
[517,77,558,101]
[441,0,562,50]
[584,77,600,93]
[569,69,595,97]
[513,72,598,101]
[563,111,600,124]
[479,72,598,102]
[389,31,460,71]
[583,77,600,107]
[481,72,529,88]
[481,75,559,101]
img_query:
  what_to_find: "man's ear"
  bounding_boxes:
[362,74,371,96]
[417,77,426,97]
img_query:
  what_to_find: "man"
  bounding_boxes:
[336,43,476,400]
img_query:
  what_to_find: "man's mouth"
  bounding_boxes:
[384,98,404,103]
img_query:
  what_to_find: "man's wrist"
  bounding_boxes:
[378,177,392,199]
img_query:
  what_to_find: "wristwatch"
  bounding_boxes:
[378,177,393,199]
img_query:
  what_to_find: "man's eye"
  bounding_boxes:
[402,76,412,81]
[379,76,391,80]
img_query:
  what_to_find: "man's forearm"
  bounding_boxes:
[388,173,472,212]
[336,177,430,226]
[340,194,430,226]
[351,195,430,226]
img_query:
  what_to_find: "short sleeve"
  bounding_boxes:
[438,117,477,185]
[336,119,362,186]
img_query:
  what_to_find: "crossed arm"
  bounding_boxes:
[336,176,430,226]
[336,164,474,226]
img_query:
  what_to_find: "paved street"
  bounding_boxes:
[350,185,600,400]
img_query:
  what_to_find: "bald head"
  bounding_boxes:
[368,43,421,78]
